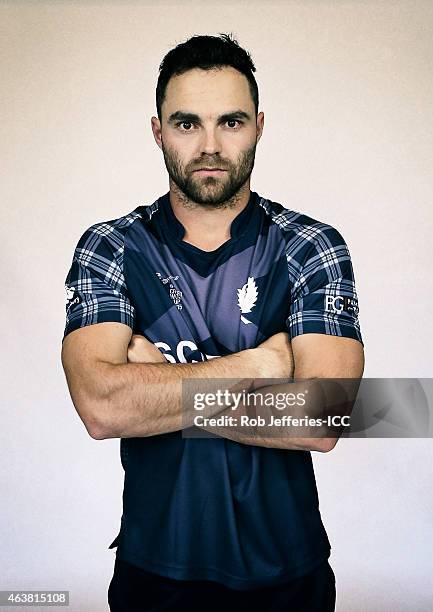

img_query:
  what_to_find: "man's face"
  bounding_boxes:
[152,66,264,207]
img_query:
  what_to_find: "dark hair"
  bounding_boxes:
[156,33,259,120]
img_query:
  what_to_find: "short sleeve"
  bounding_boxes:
[62,224,135,342]
[286,225,363,347]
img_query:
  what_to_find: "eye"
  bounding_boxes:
[176,121,195,131]
[225,119,242,129]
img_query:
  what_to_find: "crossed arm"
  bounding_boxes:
[61,322,364,452]
[129,330,363,452]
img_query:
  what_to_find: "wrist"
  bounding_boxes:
[238,347,263,378]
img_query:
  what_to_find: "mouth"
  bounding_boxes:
[193,168,227,176]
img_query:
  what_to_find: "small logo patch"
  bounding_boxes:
[325,295,359,317]
[156,272,183,310]
[65,285,81,309]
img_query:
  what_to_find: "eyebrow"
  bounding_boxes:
[167,110,252,124]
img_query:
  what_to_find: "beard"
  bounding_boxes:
[161,140,257,207]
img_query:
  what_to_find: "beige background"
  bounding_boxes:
[1,1,432,610]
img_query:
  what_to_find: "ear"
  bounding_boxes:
[256,111,264,143]
[151,116,163,150]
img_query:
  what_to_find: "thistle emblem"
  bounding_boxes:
[237,276,258,325]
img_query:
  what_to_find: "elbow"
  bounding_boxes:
[313,437,338,453]
[76,397,115,440]
[87,421,110,440]
[62,355,120,440]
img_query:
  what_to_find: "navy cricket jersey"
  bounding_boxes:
[62,190,363,590]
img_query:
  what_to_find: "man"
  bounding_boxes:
[61,34,364,612]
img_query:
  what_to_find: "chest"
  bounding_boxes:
[124,224,291,362]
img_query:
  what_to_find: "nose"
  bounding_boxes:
[200,125,221,156]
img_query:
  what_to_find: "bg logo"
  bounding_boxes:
[325,295,359,316]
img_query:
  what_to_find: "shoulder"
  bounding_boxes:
[71,198,161,263]
[256,194,348,250]
[74,207,144,254]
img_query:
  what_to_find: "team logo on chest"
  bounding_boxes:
[237,276,258,325]
[156,272,183,310]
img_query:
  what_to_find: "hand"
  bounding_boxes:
[250,332,294,388]
[127,334,168,364]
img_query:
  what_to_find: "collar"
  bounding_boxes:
[158,190,259,242]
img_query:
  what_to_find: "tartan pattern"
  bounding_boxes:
[258,198,363,346]
[62,212,142,340]
[63,196,363,347]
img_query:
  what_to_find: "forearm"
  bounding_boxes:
[195,378,359,452]
[199,427,315,451]
[91,351,257,439]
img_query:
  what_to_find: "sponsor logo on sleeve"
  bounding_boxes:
[325,294,359,317]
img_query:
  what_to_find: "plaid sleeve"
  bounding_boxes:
[286,224,363,347]
[62,223,135,342]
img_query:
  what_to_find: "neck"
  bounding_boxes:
[168,178,251,240]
